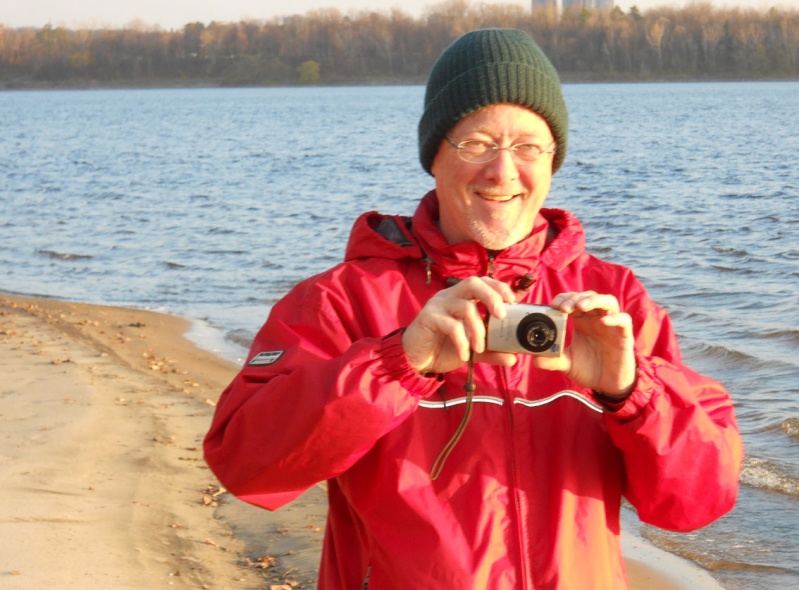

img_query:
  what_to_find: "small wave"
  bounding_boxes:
[640,526,789,576]
[740,456,798,496]
[163,261,187,269]
[688,340,759,366]
[36,249,92,261]
[588,245,613,255]
[205,249,246,255]
[225,328,255,350]
[762,327,799,346]
[712,245,749,257]
[780,418,799,438]
[753,214,782,224]
[711,264,755,275]
[260,260,285,270]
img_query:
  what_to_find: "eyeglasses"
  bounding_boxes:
[444,136,557,165]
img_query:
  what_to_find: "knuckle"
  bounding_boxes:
[460,276,484,288]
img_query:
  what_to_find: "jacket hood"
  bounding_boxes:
[345,191,585,283]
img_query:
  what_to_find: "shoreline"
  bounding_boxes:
[2,77,797,93]
[0,293,725,589]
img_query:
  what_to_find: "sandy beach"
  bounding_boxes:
[0,293,726,589]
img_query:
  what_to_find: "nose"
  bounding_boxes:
[483,148,519,183]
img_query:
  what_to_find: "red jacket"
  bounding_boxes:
[204,192,743,589]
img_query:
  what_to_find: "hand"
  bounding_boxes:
[535,291,636,399]
[402,277,518,375]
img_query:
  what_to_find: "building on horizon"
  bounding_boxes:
[531,0,614,10]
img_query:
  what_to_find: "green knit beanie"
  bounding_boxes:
[419,28,568,175]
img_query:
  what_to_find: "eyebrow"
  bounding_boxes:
[460,127,553,144]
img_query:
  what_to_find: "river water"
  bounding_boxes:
[1,82,797,589]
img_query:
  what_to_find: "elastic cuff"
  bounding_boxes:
[593,390,631,413]
[593,370,637,411]
[379,329,441,398]
[596,357,657,421]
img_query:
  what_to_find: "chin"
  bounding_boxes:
[467,210,532,250]
[471,229,519,251]
[481,239,517,250]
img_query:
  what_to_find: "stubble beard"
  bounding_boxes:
[466,208,519,251]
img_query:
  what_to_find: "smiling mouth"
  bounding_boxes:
[477,192,520,203]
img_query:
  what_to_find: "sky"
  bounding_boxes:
[0,0,789,30]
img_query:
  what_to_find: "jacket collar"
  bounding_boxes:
[411,191,585,284]
[344,191,585,285]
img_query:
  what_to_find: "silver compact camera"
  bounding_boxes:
[486,303,567,357]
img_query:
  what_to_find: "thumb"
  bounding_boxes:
[532,352,570,374]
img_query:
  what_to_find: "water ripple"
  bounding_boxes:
[2,82,798,589]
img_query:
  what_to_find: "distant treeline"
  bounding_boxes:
[1,1,798,88]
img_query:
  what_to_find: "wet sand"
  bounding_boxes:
[0,294,725,589]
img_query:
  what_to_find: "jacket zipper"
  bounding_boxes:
[487,251,531,589]
[441,251,532,585]
[503,366,531,589]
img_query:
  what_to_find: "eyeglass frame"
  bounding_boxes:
[444,135,557,165]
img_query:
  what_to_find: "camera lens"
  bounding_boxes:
[516,313,557,353]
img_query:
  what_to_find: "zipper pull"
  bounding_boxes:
[487,252,497,278]
[513,273,536,292]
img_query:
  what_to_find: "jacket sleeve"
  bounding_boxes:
[203,278,439,511]
[601,274,744,532]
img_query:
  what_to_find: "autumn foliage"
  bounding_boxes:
[1,1,797,87]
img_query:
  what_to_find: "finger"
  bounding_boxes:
[533,351,571,373]
[450,276,515,318]
[431,297,488,357]
[550,291,577,307]
[573,293,620,315]
[474,350,518,367]
[600,312,632,329]
[599,313,635,344]
[481,276,517,306]
[552,292,619,316]
[550,291,586,311]
[438,316,473,362]
[455,299,489,355]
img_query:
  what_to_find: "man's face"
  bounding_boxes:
[431,104,555,250]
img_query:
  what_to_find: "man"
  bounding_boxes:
[204,29,742,589]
